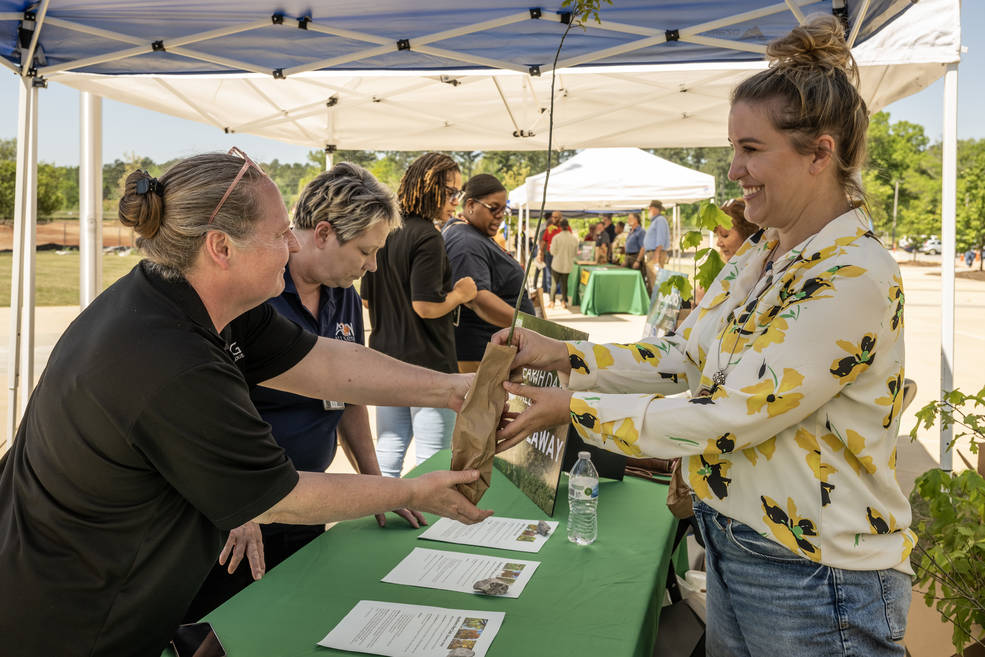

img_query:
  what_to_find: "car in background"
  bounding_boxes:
[919,237,942,255]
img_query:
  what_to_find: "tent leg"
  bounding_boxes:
[80,91,103,309]
[939,62,958,472]
[4,79,38,450]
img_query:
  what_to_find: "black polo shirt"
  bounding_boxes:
[361,213,458,373]
[443,221,534,361]
[0,261,315,657]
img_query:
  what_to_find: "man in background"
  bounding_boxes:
[643,200,670,290]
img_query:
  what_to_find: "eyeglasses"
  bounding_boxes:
[208,147,266,225]
[474,199,506,217]
[445,185,464,204]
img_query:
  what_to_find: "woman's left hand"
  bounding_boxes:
[495,382,573,452]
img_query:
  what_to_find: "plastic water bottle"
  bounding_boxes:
[567,451,599,545]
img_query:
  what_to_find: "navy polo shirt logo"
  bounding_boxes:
[335,322,356,342]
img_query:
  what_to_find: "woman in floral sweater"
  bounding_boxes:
[496,15,912,657]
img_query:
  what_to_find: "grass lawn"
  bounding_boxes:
[0,251,143,306]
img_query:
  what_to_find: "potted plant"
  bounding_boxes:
[908,385,985,655]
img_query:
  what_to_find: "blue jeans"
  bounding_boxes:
[691,499,911,657]
[542,253,553,293]
[375,406,456,477]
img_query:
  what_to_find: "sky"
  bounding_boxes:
[1,2,981,167]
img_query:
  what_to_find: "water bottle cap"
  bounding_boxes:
[578,451,590,459]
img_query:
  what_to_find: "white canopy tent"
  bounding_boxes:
[508,147,715,264]
[0,0,962,465]
[509,147,715,210]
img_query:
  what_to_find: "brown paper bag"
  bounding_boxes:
[666,457,695,519]
[450,342,517,504]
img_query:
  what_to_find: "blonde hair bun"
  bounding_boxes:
[767,14,858,85]
[119,170,164,239]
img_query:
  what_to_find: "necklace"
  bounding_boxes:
[709,238,813,389]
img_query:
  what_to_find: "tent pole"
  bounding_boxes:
[80,91,103,309]
[18,80,39,422]
[5,79,38,449]
[939,62,958,472]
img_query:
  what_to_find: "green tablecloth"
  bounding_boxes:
[200,451,677,657]
[575,266,649,316]
[567,262,622,305]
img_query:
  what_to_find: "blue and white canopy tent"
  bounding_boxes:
[0,1,962,462]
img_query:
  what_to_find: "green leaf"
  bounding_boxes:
[695,248,726,291]
[696,200,732,232]
[680,230,704,251]
[658,274,693,302]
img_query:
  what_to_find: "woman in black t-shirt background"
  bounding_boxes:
[362,153,477,477]
[443,174,534,372]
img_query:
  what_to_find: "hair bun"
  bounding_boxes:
[766,14,857,84]
[119,170,164,239]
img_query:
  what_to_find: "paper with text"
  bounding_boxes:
[418,516,557,553]
[382,547,539,598]
[318,600,504,657]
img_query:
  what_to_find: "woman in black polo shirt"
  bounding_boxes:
[361,153,478,477]
[443,174,534,372]
[0,150,489,657]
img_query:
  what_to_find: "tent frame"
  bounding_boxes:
[1,2,961,469]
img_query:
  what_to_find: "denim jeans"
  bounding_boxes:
[375,406,456,477]
[542,253,553,293]
[691,499,911,657]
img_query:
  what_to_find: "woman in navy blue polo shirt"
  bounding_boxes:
[443,174,534,372]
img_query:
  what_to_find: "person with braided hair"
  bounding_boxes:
[361,152,477,477]
[495,15,914,656]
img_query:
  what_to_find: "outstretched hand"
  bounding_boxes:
[408,469,494,524]
[219,521,265,581]
[495,381,573,453]
[445,373,475,413]
[490,327,570,377]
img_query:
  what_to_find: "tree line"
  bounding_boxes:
[1,111,983,254]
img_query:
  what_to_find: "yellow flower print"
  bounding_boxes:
[761,495,821,560]
[875,372,904,429]
[741,367,805,417]
[752,314,788,353]
[844,429,876,475]
[888,275,904,334]
[569,396,599,432]
[568,344,591,375]
[793,428,838,506]
[611,342,662,367]
[822,420,876,475]
[829,334,877,385]
[593,344,615,370]
[597,417,643,457]
[741,436,777,466]
[864,506,915,559]
[718,325,750,356]
[689,453,732,500]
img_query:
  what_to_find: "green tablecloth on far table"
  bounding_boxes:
[197,450,678,657]
[570,264,648,316]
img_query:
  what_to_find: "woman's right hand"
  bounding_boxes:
[452,276,478,304]
[491,327,570,377]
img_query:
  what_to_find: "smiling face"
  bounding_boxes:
[465,190,507,237]
[235,177,299,305]
[727,100,817,231]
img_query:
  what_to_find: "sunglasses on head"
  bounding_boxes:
[208,147,266,225]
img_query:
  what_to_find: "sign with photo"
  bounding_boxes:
[493,312,588,515]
